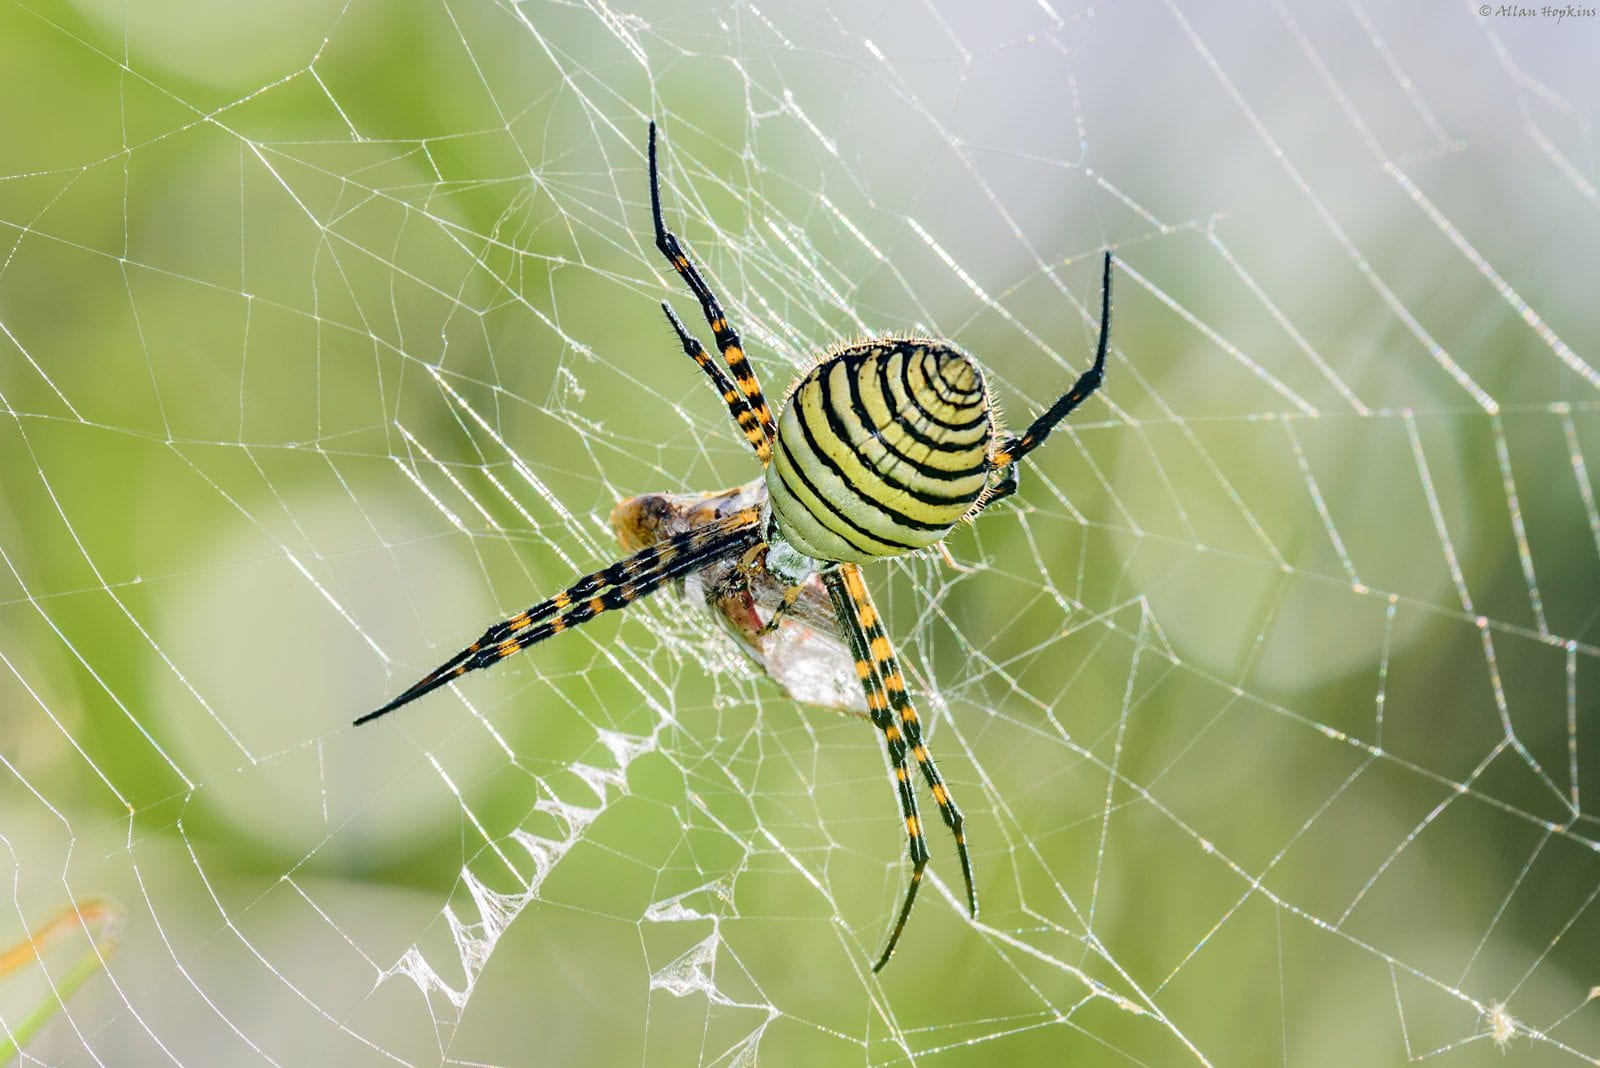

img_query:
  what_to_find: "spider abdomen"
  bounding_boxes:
[766,341,993,564]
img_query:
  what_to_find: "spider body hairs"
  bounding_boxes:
[358,121,1115,972]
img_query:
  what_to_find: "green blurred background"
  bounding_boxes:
[1,0,1598,1064]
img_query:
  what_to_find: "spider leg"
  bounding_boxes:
[357,510,761,725]
[648,121,776,462]
[826,564,975,972]
[659,301,771,460]
[975,251,1113,514]
[838,565,975,915]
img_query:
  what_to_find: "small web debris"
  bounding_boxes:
[1483,1001,1518,1050]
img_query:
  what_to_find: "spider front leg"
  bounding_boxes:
[648,121,776,463]
[826,565,976,972]
[357,510,761,725]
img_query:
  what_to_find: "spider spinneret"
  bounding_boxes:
[357,120,1115,973]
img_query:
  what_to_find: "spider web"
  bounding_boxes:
[1,0,1598,1063]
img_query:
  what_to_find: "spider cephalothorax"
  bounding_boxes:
[358,121,1114,972]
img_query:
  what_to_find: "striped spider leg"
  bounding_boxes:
[974,251,1114,513]
[649,120,776,464]
[356,510,761,725]
[825,565,974,971]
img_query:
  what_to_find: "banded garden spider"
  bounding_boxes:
[358,122,1114,971]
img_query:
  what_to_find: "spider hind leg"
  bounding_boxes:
[825,565,976,972]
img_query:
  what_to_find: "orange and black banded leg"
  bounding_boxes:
[976,251,1114,514]
[659,301,771,461]
[357,510,762,725]
[823,568,930,972]
[647,121,776,462]
[838,566,975,920]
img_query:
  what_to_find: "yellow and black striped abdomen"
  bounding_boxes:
[766,341,993,564]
